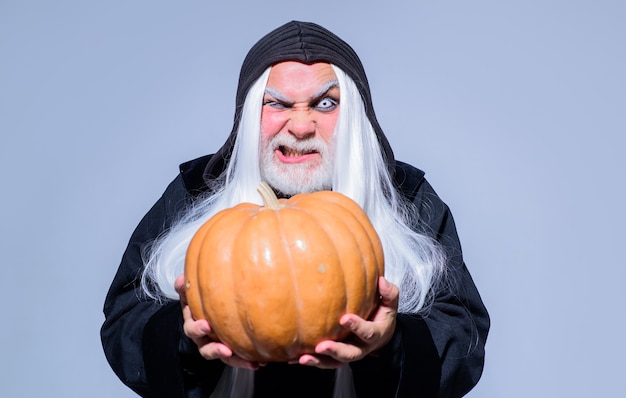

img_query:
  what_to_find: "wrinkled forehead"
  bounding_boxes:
[266,61,337,87]
[262,62,339,106]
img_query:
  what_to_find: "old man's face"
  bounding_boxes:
[259,61,339,196]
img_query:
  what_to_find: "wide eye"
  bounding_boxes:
[314,97,338,112]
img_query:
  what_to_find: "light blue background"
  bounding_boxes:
[1,1,624,397]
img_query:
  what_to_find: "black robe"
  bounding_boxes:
[101,155,489,398]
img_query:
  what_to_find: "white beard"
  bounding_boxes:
[259,132,334,196]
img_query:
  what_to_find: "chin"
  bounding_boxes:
[262,164,332,197]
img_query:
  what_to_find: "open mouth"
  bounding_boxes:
[279,145,318,157]
[275,145,319,164]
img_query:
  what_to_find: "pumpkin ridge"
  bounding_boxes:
[234,207,300,360]
[336,201,383,314]
[289,202,350,343]
[230,212,267,356]
[203,206,259,356]
[338,202,376,316]
[186,208,233,324]
[298,199,369,317]
[294,194,382,318]
[274,207,304,359]
[294,201,349,306]
[320,196,384,280]
[191,220,214,323]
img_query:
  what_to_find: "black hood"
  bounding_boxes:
[204,20,395,180]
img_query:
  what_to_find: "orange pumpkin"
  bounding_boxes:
[184,182,384,362]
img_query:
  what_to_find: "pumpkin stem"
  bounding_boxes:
[257,182,284,209]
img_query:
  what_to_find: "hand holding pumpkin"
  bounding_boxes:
[174,275,264,370]
[184,183,385,363]
[295,276,399,369]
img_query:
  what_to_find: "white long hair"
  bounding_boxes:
[141,65,446,397]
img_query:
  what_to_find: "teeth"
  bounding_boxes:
[281,146,313,157]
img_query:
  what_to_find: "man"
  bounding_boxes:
[101,21,489,397]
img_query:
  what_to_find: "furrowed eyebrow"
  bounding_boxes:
[312,79,340,99]
[264,79,340,104]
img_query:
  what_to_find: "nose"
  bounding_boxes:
[287,108,315,139]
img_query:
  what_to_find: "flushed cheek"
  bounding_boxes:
[317,115,339,143]
[260,112,286,139]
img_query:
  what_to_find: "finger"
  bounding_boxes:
[174,274,185,293]
[181,303,194,322]
[313,340,364,363]
[183,313,212,340]
[198,341,233,361]
[339,312,395,354]
[340,315,379,345]
[378,277,399,310]
[222,356,264,370]
[298,353,345,369]
[174,274,187,304]
[197,343,262,370]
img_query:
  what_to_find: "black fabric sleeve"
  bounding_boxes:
[142,302,186,398]
[100,175,224,397]
[350,314,441,397]
[142,302,227,398]
[349,163,489,398]
[409,174,490,397]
